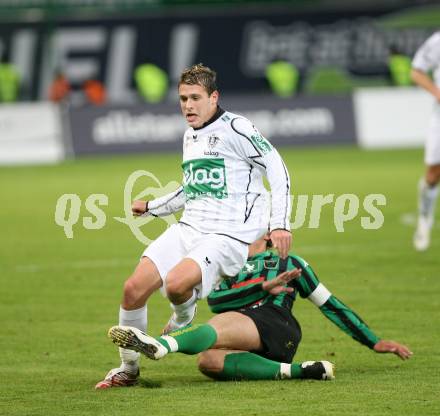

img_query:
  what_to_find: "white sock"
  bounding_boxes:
[418,178,439,223]
[280,363,291,379]
[118,305,147,374]
[171,290,197,323]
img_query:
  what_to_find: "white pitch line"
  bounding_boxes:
[16,228,421,274]
[15,247,357,273]
[15,258,135,273]
[400,213,417,226]
[400,212,440,228]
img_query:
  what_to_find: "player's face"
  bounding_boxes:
[178,83,219,128]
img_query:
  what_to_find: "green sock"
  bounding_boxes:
[219,352,303,380]
[157,324,217,355]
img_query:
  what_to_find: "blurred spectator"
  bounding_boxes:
[83,79,106,105]
[0,60,20,102]
[48,71,71,103]
[135,63,168,103]
[265,61,299,97]
[305,67,353,95]
[388,46,412,87]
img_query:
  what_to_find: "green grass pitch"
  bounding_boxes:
[0,146,439,416]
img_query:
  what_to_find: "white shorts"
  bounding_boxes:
[142,223,248,299]
[425,103,440,166]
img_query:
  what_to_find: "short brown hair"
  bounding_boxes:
[179,63,217,95]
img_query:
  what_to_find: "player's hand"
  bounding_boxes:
[262,268,301,295]
[132,200,148,216]
[373,340,413,360]
[270,229,292,259]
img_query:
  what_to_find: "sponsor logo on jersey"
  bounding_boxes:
[182,158,228,199]
[250,133,272,155]
[264,259,279,269]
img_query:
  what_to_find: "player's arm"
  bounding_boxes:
[292,259,381,348]
[264,148,292,259]
[411,69,440,101]
[320,295,413,359]
[208,264,301,313]
[411,32,440,102]
[132,186,185,217]
[230,117,292,258]
[288,256,412,358]
[258,147,292,258]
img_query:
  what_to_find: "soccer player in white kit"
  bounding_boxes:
[95,64,292,388]
[412,32,440,251]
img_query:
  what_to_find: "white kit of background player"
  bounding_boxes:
[412,31,440,251]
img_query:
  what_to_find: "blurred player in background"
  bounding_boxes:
[96,64,292,388]
[109,234,412,384]
[411,31,440,251]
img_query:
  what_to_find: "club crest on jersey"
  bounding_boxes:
[208,134,220,149]
[182,158,228,199]
[204,134,220,157]
[242,260,261,273]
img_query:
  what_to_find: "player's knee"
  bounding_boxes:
[426,166,440,185]
[122,275,157,309]
[165,272,188,301]
[122,278,140,308]
[122,260,163,309]
[433,171,440,184]
[197,351,224,377]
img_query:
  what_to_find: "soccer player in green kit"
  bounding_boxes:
[109,234,412,382]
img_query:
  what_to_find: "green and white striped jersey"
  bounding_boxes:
[207,250,380,349]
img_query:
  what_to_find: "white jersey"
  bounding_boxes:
[147,109,291,244]
[412,31,440,165]
[412,31,440,86]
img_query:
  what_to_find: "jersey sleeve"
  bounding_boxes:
[287,256,381,349]
[412,32,440,73]
[230,117,291,231]
[147,186,186,217]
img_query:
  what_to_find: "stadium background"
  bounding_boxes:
[0,0,439,415]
